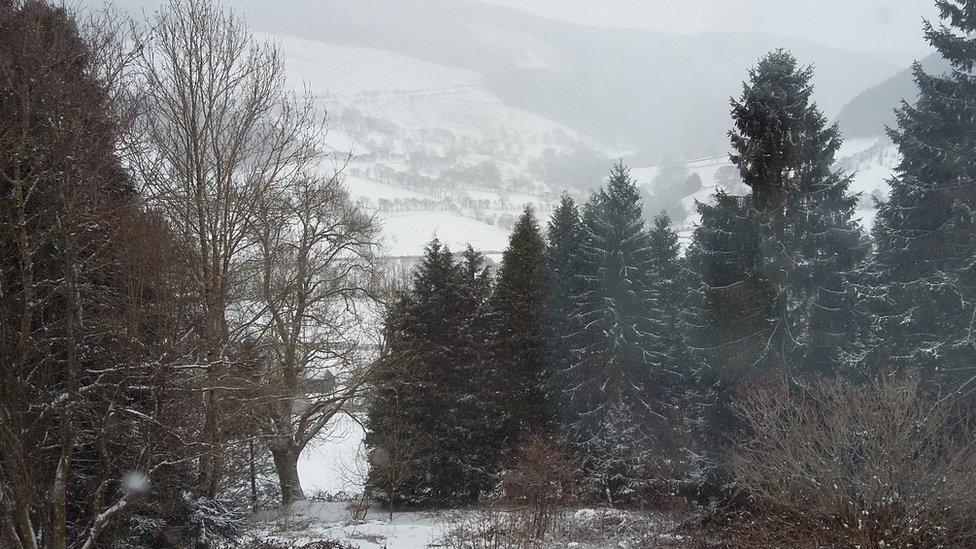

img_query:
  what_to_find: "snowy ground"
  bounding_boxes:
[265,419,689,548]
[250,503,445,549]
[297,414,367,497]
[249,502,689,549]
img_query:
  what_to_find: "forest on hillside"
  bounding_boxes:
[4,0,976,548]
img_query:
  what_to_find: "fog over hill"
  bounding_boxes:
[231,0,914,159]
[99,0,913,159]
[836,53,952,138]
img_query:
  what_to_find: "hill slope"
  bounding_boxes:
[239,0,903,159]
[836,53,950,138]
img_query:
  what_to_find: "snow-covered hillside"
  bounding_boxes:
[275,31,904,258]
[277,35,607,259]
[837,136,901,229]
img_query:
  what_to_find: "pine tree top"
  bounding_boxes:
[548,194,582,244]
[585,161,646,238]
[459,244,492,288]
[729,49,847,213]
[649,214,680,261]
[927,1,976,70]
[499,207,545,280]
[413,237,463,302]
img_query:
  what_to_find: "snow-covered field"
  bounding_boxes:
[839,136,901,229]
[249,502,687,549]
[377,210,512,257]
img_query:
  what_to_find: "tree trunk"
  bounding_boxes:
[50,441,70,549]
[271,447,306,506]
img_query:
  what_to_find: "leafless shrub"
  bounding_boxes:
[725,375,976,547]
[437,508,538,549]
[497,433,583,539]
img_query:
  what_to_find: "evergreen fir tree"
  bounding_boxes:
[544,194,586,428]
[490,207,549,440]
[645,213,697,484]
[726,50,865,379]
[685,192,767,387]
[648,213,689,374]
[684,192,766,479]
[566,162,668,496]
[870,1,976,395]
[441,245,496,502]
[365,239,496,506]
[364,292,434,507]
[683,50,868,505]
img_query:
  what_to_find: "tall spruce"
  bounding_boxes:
[725,50,865,379]
[684,192,766,471]
[364,292,433,508]
[686,192,766,387]
[870,0,976,395]
[545,194,586,427]
[648,213,689,374]
[450,245,498,501]
[565,163,668,496]
[490,207,548,440]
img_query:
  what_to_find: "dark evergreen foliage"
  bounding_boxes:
[682,52,867,509]
[714,50,867,380]
[648,213,690,377]
[869,0,976,396]
[365,240,497,506]
[544,194,586,427]
[560,163,670,496]
[489,207,549,438]
[684,191,766,477]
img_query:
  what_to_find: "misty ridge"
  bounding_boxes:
[5,0,976,548]
[119,0,914,158]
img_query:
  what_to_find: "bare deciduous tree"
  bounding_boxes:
[244,166,380,505]
[133,0,323,497]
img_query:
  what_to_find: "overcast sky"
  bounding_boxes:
[481,0,939,55]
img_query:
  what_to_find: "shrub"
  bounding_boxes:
[725,376,976,547]
[497,433,583,538]
[437,508,536,549]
